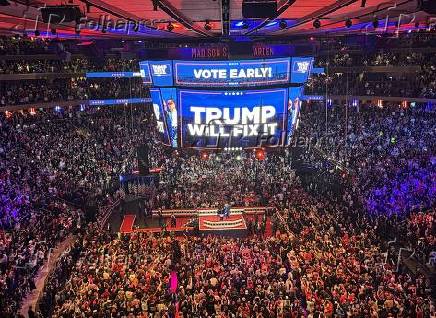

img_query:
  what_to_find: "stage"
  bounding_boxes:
[118,207,272,236]
[198,214,248,237]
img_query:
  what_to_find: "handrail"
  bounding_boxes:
[34,242,74,314]
[395,247,414,272]
[31,235,75,314]
[99,198,122,230]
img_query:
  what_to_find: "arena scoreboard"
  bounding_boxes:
[140,57,313,148]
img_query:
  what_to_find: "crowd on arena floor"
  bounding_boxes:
[39,184,435,318]
[157,153,296,209]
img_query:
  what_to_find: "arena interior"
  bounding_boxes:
[0,0,435,317]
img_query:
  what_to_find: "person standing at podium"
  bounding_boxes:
[224,204,230,218]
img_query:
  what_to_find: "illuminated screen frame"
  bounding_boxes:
[140,57,313,148]
[149,88,172,147]
[138,62,153,85]
[178,88,289,149]
[173,58,291,87]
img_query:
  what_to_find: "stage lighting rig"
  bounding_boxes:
[242,0,277,18]
[41,5,84,24]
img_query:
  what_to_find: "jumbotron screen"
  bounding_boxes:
[179,88,287,148]
[142,57,313,148]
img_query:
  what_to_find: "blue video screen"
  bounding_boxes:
[138,62,152,85]
[178,88,288,148]
[148,60,174,87]
[160,88,178,147]
[287,86,304,145]
[290,57,313,84]
[149,88,174,146]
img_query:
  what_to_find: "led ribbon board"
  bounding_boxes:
[88,98,151,106]
[174,58,290,87]
[140,57,314,87]
[86,72,143,79]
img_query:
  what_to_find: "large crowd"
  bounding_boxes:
[0,57,140,75]
[297,102,435,217]
[0,78,145,106]
[305,71,436,98]
[0,105,164,316]
[0,35,435,108]
[157,153,296,209]
[40,184,435,318]
[0,34,434,318]
[0,36,51,55]
[308,35,436,98]
[2,100,429,317]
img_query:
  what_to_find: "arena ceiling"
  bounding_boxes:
[0,0,432,40]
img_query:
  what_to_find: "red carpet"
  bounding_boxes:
[120,214,136,233]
